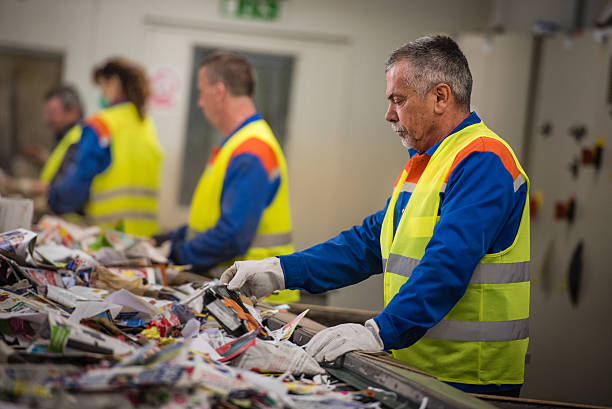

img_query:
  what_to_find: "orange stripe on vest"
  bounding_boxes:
[231,137,279,176]
[394,153,431,187]
[445,137,521,182]
[86,116,111,141]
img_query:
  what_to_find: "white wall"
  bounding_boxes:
[458,33,533,161]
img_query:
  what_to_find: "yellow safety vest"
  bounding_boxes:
[381,120,530,385]
[84,103,163,237]
[40,124,82,184]
[188,118,298,303]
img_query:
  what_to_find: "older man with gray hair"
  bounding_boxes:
[1,84,83,198]
[222,35,530,396]
[35,84,84,184]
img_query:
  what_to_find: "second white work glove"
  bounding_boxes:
[305,319,385,363]
[220,257,285,300]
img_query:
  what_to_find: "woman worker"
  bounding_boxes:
[48,57,163,237]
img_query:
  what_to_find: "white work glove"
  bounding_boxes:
[305,319,384,363]
[220,257,285,300]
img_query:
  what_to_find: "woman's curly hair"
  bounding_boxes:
[93,57,150,119]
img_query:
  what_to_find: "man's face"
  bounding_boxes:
[43,97,77,134]
[385,60,436,151]
[197,67,222,127]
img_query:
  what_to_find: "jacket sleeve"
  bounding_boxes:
[47,126,111,214]
[373,151,526,350]
[169,153,279,271]
[279,200,388,294]
[152,225,187,247]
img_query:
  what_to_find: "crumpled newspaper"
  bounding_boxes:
[89,265,150,295]
[0,229,37,261]
[230,338,324,376]
[125,240,169,264]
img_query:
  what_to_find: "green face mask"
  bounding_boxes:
[98,95,109,109]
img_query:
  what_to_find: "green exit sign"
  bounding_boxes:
[219,0,282,22]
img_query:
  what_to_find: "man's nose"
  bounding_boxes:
[385,103,397,122]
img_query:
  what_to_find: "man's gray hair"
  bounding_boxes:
[44,84,84,119]
[385,35,472,108]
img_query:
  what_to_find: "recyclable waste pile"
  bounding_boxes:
[0,217,381,409]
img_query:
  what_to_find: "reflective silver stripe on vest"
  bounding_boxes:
[386,253,530,284]
[400,182,447,194]
[381,258,388,272]
[90,211,157,223]
[250,232,292,248]
[471,261,530,284]
[268,167,281,182]
[424,318,529,342]
[385,253,418,277]
[513,174,525,192]
[400,182,416,193]
[91,187,158,202]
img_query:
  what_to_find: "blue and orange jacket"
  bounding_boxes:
[163,113,284,271]
[48,114,113,214]
[279,112,527,394]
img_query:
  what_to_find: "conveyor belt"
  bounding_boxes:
[266,315,498,409]
[266,308,612,409]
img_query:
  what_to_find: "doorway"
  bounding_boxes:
[0,46,63,177]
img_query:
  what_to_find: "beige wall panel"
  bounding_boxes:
[522,34,612,407]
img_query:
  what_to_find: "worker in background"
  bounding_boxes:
[222,36,530,396]
[37,84,84,185]
[154,51,298,304]
[48,58,163,237]
[0,85,83,208]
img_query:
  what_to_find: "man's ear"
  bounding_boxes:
[433,83,452,114]
[214,82,227,100]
